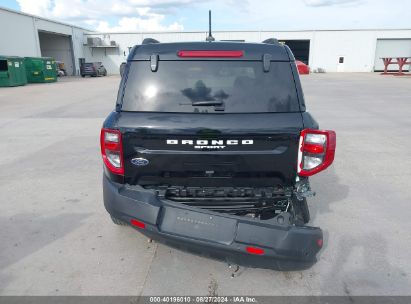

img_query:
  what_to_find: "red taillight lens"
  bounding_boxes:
[246,246,265,255]
[298,129,336,177]
[100,128,124,175]
[177,50,244,58]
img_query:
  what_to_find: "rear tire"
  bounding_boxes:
[110,215,128,226]
[81,74,85,78]
[293,197,310,225]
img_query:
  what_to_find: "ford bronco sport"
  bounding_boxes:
[101,38,336,270]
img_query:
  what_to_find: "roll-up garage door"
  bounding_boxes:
[374,39,411,71]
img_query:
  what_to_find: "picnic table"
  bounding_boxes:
[381,57,411,75]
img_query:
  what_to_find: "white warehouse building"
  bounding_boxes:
[1,6,410,75]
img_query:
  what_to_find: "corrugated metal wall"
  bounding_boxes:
[84,30,411,74]
[1,7,411,75]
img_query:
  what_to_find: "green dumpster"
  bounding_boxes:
[0,56,27,87]
[24,57,57,83]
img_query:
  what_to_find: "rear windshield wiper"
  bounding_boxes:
[191,100,223,106]
[178,100,225,111]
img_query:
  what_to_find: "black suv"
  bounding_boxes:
[100,39,336,270]
[81,62,107,77]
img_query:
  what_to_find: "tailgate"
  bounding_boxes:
[119,112,303,187]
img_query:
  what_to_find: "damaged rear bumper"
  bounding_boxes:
[103,175,323,270]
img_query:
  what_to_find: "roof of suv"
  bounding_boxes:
[128,41,294,61]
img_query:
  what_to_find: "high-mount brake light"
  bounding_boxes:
[100,128,124,175]
[177,50,244,58]
[298,129,336,177]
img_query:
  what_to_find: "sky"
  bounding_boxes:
[0,0,409,32]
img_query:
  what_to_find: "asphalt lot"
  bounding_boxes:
[0,73,410,296]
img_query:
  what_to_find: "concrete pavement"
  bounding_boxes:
[0,73,410,295]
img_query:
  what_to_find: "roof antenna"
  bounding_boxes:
[206,10,215,42]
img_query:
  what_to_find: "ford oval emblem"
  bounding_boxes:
[131,157,149,166]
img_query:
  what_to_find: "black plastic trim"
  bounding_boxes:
[103,175,323,270]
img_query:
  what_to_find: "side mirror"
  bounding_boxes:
[120,62,126,77]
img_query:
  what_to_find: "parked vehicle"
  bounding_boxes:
[80,62,107,77]
[296,60,310,74]
[100,38,336,270]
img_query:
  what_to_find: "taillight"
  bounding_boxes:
[298,129,336,177]
[100,128,124,175]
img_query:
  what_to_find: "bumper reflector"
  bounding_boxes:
[246,246,265,255]
[130,219,146,229]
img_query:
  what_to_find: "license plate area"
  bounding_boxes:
[159,206,237,245]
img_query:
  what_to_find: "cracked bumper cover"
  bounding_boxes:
[103,175,323,270]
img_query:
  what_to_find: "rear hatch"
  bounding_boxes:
[118,59,303,188]
[82,63,95,73]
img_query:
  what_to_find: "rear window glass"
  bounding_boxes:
[121,61,299,113]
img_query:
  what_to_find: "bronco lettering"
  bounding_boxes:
[166,139,254,145]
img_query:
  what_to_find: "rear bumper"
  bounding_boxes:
[103,175,323,270]
[81,71,97,76]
